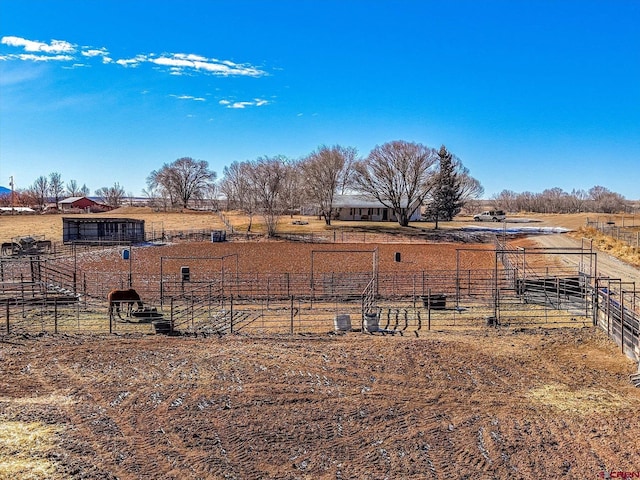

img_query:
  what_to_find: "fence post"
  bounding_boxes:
[54,298,58,334]
[621,292,625,355]
[5,300,9,334]
[427,288,431,331]
[170,297,174,334]
[290,296,294,334]
[230,295,234,334]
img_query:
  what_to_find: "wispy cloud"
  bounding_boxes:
[1,35,265,77]
[1,53,74,62]
[170,94,206,102]
[2,36,75,53]
[81,47,113,64]
[115,55,148,68]
[219,98,270,109]
[150,53,264,77]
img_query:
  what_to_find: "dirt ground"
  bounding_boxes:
[75,241,495,278]
[2,210,640,478]
[1,328,639,480]
[515,234,640,286]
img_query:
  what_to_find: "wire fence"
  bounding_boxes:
[1,242,638,361]
[586,216,640,248]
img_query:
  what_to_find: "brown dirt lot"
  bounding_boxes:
[76,241,495,277]
[1,329,639,479]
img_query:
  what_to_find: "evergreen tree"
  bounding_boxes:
[428,146,464,228]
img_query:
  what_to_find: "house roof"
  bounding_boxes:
[332,195,420,209]
[62,217,144,224]
[60,196,97,205]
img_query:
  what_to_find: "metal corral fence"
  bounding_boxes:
[593,278,640,361]
[5,247,637,353]
[586,215,640,248]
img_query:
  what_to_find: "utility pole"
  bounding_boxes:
[9,176,15,214]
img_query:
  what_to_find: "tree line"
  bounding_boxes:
[491,186,629,214]
[2,172,129,212]
[1,140,633,233]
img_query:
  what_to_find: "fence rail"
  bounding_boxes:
[1,244,638,362]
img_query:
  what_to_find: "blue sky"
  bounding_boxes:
[1,0,638,199]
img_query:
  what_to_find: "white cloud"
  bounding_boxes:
[149,53,264,77]
[170,94,206,102]
[82,47,108,57]
[115,55,147,67]
[13,53,74,62]
[229,102,252,109]
[1,36,267,79]
[219,98,269,109]
[1,36,75,53]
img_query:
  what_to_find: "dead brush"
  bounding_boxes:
[574,226,640,268]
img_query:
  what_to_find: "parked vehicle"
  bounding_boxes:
[473,210,506,222]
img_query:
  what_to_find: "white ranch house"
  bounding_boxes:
[331,195,423,222]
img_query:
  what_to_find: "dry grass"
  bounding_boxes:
[573,226,640,267]
[527,383,629,415]
[0,209,604,244]
[0,208,227,243]
[0,421,62,479]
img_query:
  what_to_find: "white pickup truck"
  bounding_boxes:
[473,210,506,222]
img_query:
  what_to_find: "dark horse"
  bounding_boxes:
[107,288,143,319]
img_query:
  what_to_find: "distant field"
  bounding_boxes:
[0,207,616,244]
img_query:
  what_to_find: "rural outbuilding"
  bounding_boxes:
[63,217,145,244]
[59,196,109,213]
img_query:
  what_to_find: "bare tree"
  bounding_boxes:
[30,176,49,210]
[66,179,90,197]
[589,185,626,213]
[278,158,304,218]
[147,157,217,209]
[459,174,484,213]
[246,156,288,237]
[302,145,357,225]
[95,183,126,208]
[142,185,165,210]
[354,140,438,227]
[539,188,569,213]
[49,172,65,209]
[568,189,589,213]
[221,161,259,231]
[492,190,518,213]
[492,186,627,214]
[66,179,81,197]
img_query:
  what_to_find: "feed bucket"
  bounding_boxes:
[334,314,352,332]
[422,294,447,310]
[152,319,173,335]
[364,312,380,332]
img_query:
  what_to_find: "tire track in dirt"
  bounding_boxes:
[31,339,223,479]
[522,234,640,285]
[3,330,640,479]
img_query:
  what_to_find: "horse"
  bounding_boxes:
[1,242,15,256]
[107,288,143,319]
